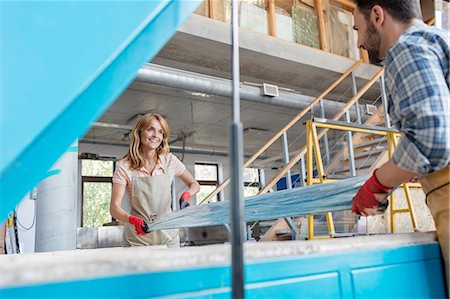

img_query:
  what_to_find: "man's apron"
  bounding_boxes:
[122,162,180,248]
[420,164,450,293]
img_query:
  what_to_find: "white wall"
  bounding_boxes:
[14,192,37,253]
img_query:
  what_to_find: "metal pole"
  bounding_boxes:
[319,100,331,165]
[230,1,245,298]
[351,73,362,124]
[281,132,298,239]
[282,132,292,189]
[345,118,356,176]
[346,77,357,176]
[379,74,391,128]
[299,157,306,187]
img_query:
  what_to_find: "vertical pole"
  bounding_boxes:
[299,157,306,187]
[351,73,362,124]
[306,121,315,240]
[267,0,276,37]
[315,0,329,51]
[319,101,330,165]
[346,74,357,177]
[230,1,245,298]
[379,74,391,128]
[349,72,369,235]
[282,132,292,189]
[344,111,356,176]
[282,133,298,239]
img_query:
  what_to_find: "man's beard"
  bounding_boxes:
[365,23,384,65]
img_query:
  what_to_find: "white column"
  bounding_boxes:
[35,141,78,252]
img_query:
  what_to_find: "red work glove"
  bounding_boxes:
[352,170,392,215]
[129,215,146,235]
[179,191,191,209]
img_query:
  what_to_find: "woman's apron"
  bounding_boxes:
[122,162,180,248]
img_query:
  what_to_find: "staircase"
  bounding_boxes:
[325,105,390,178]
[197,60,385,241]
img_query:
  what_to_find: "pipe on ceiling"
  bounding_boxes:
[136,64,366,119]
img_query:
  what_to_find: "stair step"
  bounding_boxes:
[373,120,387,127]
[332,161,372,175]
[343,147,386,161]
[354,137,387,149]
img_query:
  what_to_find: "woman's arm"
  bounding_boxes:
[178,169,200,196]
[110,183,130,223]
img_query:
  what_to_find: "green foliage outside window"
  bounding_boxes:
[82,160,113,177]
[83,182,112,227]
[82,159,114,227]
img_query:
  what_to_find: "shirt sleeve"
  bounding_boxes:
[387,40,450,174]
[167,153,186,176]
[113,160,131,185]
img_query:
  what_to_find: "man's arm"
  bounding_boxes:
[376,159,418,188]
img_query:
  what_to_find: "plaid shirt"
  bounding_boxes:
[384,22,450,175]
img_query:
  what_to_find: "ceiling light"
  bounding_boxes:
[191,92,210,98]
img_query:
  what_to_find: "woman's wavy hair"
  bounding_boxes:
[124,113,170,170]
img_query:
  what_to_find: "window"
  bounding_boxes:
[243,168,260,197]
[195,163,220,203]
[81,159,114,227]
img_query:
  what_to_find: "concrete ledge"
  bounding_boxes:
[0,232,437,288]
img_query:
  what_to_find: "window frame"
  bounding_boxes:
[243,167,261,197]
[195,162,221,203]
[80,158,115,227]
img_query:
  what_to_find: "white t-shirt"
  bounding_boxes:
[113,153,186,196]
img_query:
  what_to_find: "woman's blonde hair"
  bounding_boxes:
[124,113,170,170]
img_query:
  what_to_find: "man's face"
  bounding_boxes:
[353,8,384,64]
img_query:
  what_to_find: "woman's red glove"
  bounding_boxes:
[129,215,146,235]
[352,170,392,215]
[179,191,191,209]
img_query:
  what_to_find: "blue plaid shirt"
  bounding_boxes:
[384,22,450,175]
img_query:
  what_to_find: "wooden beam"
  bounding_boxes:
[332,0,355,11]
[208,0,215,19]
[267,0,277,37]
[360,48,369,63]
[315,0,329,51]
[204,0,210,18]
[260,218,290,241]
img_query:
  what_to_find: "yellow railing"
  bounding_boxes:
[305,119,418,238]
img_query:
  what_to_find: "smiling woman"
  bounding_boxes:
[109,113,200,248]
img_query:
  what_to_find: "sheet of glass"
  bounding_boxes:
[149,176,368,231]
[436,0,450,30]
[292,4,320,49]
[327,5,358,59]
[239,1,268,34]
[275,6,293,41]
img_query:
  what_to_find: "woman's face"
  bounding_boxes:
[140,119,164,151]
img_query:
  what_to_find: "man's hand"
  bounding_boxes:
[352,170,392,216]
[179,191,191,209]
[129,215,146,235]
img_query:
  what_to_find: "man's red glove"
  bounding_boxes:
[352,170,392,215]
[129,215,146,235]
[179,191,191,209]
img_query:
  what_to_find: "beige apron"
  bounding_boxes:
[420,164,450,294]
[122,160,180,248]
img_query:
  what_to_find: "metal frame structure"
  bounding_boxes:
[305,118,419,237]
[200,62,384,241]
